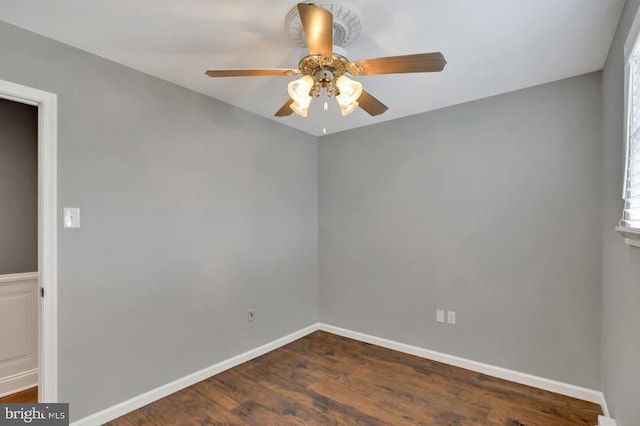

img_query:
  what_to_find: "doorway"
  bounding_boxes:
[0,98,38,401]
[0,79,58,403]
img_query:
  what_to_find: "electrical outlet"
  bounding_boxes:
[248,307,256,321]
[447,311,456,325]
[436,309,445,323]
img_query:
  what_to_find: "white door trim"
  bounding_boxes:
[0,79,58,402]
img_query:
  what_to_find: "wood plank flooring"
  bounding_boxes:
[0,387,38,403]
[108,331,601,425]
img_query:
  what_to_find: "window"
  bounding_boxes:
[617,9,640,247]
[623,51,640,229]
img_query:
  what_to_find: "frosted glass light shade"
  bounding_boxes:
[290,101,310,117]
[336,76,363,104]
[287,75,314,117]
[339,100,359,116]
[336,76,363,117]
[288,76,314,104]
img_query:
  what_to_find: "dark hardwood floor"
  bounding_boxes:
[0,386,38,403]
[108,331,601,425]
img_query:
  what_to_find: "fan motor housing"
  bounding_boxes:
[299,54,348,78]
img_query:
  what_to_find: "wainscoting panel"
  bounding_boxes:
[0,272,38,396]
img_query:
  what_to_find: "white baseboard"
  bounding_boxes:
[318,323,609,415]
[72,322,610,425]
[71,323,320,426]
[600,395,611,418]
[599,415,617,426]
[0,369,38,398]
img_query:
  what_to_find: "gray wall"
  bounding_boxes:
[0,21,318,421]
[601,1,640,424]
[319,73,603,389]
[0,98,37,274]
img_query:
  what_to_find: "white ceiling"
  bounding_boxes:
[0,0,624,136]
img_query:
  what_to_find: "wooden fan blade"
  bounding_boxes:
[353,52,446,75]
[358,90,388,116]
[298,3,333,58]
[275,99,295,117]
[205,69,300,78]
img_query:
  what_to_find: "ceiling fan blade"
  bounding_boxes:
[205,69,300,78]
[358,90,389,116]
[352,53,446,75]
[298,3,333,58]
[275,99,295,117]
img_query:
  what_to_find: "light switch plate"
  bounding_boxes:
[436,309,445,323]
[63,207,80,228]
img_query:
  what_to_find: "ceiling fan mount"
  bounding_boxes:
[285,0,363,49]
[205,3,446,119]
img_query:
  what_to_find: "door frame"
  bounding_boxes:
[0,79,58,402]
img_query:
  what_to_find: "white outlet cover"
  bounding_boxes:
[63,207,80,228]
[447,311,456,325]
[436,309,445,323]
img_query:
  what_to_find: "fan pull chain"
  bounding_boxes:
[322,101,328,135]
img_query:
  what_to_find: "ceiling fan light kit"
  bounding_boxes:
[205,2,446,120]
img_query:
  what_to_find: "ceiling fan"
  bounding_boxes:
[205,3,446,118]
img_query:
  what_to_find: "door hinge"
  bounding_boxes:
[40,287,44,297]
